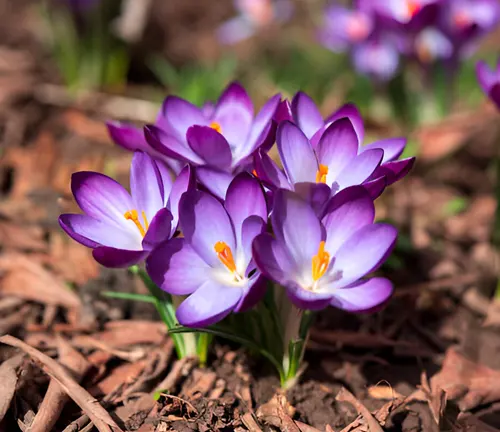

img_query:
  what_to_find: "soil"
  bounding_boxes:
[2,1,500,431]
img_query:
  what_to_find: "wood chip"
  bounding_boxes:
[0,335,123,432]
[28,336,91,432]
[336,387,384,432]
[0,354,21,422]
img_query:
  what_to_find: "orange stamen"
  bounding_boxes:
[407,0,421,18]
[252,169,258,178]
[315,164,328,184]
[347,15,369,42]
[124,209,149,237]
[210,121,222,134]
[214,241,237,274]
[311,241,330,281]
[453,11,471,29]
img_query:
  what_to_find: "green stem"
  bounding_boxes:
[196,333,212,367]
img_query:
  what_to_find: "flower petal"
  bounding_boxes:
[335,148,383,190]
[286,284,334,310]
[293,182,331,216]
[196,167,234,200]
[252,232,298,286]
[213,82,254,147]
[59,214,139,249]
[373,157,415,185]
[271,189,322,269]
[363,176,387,199]
[146,238,210,295]
[254,150,291,190]
[142,208,173,250]
[277,121,318,184]
[330,277,393,312]
[167,164,194,235]
[176,280,242,327]
[92,247,147,268]
[160,96,208,140]
[333,223,397,287]
[325,103,365,143]
[225,172,267,248]
[179,190,236,267]
[106,121,146,152]
[240,215,266,268]
[274,99,293,123]
[291,91,324,139]
[234,94,281,162]
[145,125,205,165]
[186,126,233,169]
[476,60,497,94]
[362,137,406,163]
[71,171,134,231]
[322,186,375,256]
[316,118,358,184]
[130,152,164,223]
[233,273,267,313]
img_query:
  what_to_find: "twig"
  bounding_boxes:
[336,387,384,432]
[154,357,196,393]
[0,335,123,432]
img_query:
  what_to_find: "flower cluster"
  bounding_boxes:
[60,83,412,381]
[319,0,500,80]
[217,0,294,45]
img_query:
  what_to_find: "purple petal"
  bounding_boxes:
[325,103,365,144]
[154,160,174,203]
[476,60,497,94]
[142,208,173,250]
[71,171,133,231]
[362,137,406,163]
[252,233,298,286]
[363,176,387,199]
[274,99,293,123]
[316,118,358,184]
[92,247,147,268]
[330,277,393,312]
[167,164,194,235]
[277,121,318,184]
[254,150,291,190]
[322,186,375,256]
[160,96,208,140]
[145,125,205,165]
[234,274,267,313]
[146,238,210,295]
[489,83,500,110]
[240,215,266,267]
[293,182,331,216]
[235,94,280,162]
[271,189,322,268]
[352,41,399,81]
[374,157,415,185]
[106,121,145,152]
[130,152,164,222]
[59,214,139,249]
[196,167,234,199]
[179,190,236,267]
[335,149,384,190]
[217,16,256,45]
[291,92,324,139]
[286,283,334,310]
[225,172,267,248]
[334,223,397,287]
[176,280,242,327]
[213,82,254,147]
[186,126,233,169]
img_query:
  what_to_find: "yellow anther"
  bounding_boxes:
[214,241,237,274]
[315,164,329,184]
[311,241,330,281]
[124,209,149,237]
[406,0,420,18]
[210,121,222,134]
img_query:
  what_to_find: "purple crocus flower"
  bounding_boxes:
[146,173,268,327]
[217,0,293,45]
[257,94,414,201]
[145,82,281,199]
[253,187,396,311]
[351,37,401,80]
[59,152,193,268]
[412,27,453,64]
[359,0,442,31]
[318,5,374,52]
[254,119,386,211]
[476,58,500,111]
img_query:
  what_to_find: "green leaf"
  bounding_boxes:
[101,291,155,303]
[170,325,285,382]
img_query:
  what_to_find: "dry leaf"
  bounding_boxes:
[0,253,81,322]
[431,348,500,411]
